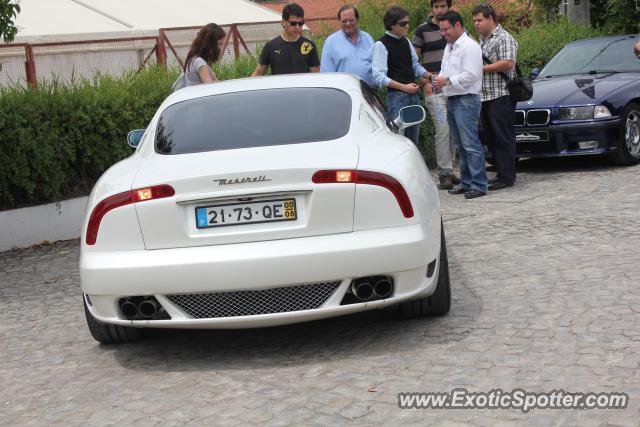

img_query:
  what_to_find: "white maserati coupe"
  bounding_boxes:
[80,73,451,343]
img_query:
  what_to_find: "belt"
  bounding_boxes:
[447,93,476,99]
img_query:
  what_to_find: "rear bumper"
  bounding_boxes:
[81,223,441,328]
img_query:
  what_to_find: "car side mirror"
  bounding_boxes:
[529,68,540,80]
[394,105,426,130]
[127,129,145,148]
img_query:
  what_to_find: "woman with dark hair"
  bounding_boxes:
[183,23,226,86]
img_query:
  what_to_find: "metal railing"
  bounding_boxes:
[0,18,335,88]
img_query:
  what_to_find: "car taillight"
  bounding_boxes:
[85,184,175,245]
[312,170,414,218]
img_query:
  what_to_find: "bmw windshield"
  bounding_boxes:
[539,36,640,78]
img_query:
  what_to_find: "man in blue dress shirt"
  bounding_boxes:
[320,5,375,87]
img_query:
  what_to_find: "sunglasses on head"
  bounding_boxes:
[287,20,305,27]
[479,3,496,14]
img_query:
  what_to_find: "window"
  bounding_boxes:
[156,88,352,155]
[360,81,397,131]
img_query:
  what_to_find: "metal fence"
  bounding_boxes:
[0,18,335,88]
[160,21,285,71]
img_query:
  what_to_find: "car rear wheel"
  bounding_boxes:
[612,102,640,166]
[398,220,451,317]
[84,296,143,343]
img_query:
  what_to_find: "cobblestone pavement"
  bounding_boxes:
[1,157,639,426]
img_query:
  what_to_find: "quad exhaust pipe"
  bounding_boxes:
[119,296,162,320]
[351,280,375,301]
[139,298,159,318]
[350,276,394,301]
[373,278,393,299]
[120,299,139,319]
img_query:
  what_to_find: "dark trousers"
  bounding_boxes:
[481,95,516,185]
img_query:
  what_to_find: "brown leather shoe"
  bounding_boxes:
[438,175,453,190]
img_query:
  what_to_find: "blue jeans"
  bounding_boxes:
[447,94,487,193]
[386,90,421,145]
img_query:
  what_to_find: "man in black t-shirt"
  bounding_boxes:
[252,3,320,76]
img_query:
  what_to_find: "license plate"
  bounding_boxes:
[195,198,297,228]
[516,130,549,142]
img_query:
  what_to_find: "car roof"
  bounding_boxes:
[166,73,364,106]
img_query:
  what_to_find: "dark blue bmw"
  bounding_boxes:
[485,34,640,166]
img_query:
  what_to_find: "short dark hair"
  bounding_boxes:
[471,3,497,20]
[338,5,359,21]
[437,11,464,28]
[431,0,453,8]
[383,6,409,31]
[283,3,304,20]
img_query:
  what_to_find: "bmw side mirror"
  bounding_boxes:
[529,68,540,80]
[394,105,426,130]
[127,129,145,148]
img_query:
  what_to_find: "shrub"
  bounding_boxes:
[0,67,174,209]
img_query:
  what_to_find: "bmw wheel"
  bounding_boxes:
[612,102,640,166]
[398,220,451,317]
[83,296,143,343]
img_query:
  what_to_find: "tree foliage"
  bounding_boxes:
[0,0,20,43]
[600,0,640,34]
[531,0,561,23]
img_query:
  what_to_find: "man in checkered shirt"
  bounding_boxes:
[472,4,518,191]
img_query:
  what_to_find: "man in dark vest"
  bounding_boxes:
[372,6,430,145]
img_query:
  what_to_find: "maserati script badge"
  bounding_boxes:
[213,175,272,186]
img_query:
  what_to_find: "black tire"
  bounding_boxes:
[83,296,143,343]
[611,102,640,166]
[398,220,451,317]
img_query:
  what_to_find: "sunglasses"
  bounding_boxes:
[478,3,496,15]
[287,20,305,27]
[397,20,410,27]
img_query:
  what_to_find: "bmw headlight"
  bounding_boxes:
[558,105,612,120]
[558,106,594,120]
[594,105,612,118]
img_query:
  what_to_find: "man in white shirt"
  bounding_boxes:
[432,11,487,199]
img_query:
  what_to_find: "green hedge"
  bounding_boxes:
[0,17,607,210]
[0,68,175,209]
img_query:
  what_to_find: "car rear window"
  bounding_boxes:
[156,87,352,154]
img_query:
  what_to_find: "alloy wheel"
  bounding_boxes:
[625,110,640,158]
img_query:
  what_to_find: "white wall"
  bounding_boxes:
[0,196,88,252]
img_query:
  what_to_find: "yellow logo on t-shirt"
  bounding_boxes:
[300,41,313,55]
